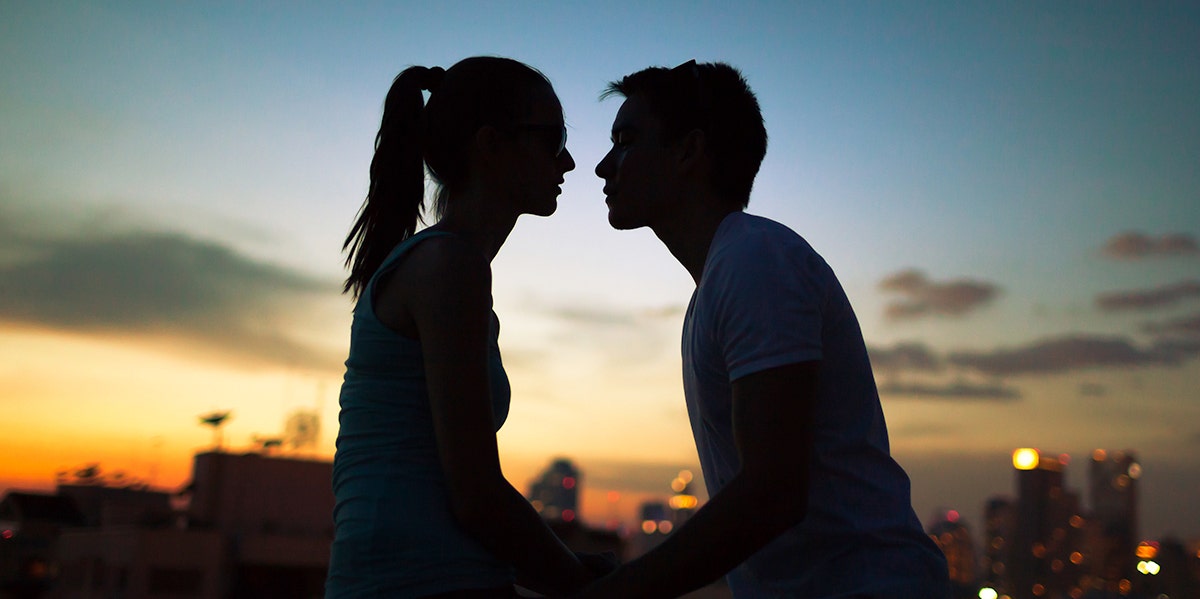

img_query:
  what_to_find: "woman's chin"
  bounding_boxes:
[532,199,558,217]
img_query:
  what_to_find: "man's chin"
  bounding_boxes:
[606,212,641,231]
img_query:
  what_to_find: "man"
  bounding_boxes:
[581,61,948,598]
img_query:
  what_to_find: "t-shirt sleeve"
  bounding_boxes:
[709,233,826,382]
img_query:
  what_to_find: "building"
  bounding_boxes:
[1086,449,1139,592]
[528,458,580,524]
[980,496,1016,598]
[50,450,334,598]
[0,492,86,596]
[1006,448,1088,599]
[927,509,978,598]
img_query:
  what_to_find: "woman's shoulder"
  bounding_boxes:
[401,232,491,284]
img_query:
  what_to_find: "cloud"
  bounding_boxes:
[868,342,943,373]
[1102,231,1199,260]
[545,303,687,327]
[947,334,1198,377]
[878,381,1020,401]
[879,269,999,320]
[1144,312,1200,337]
[0,229,342,371]
[1096,280,1200,312]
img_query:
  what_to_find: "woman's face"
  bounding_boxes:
[502,87,575,218]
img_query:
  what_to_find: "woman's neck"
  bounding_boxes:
[433,194,517,262]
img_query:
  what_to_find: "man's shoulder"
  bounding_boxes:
[709,212,818,268]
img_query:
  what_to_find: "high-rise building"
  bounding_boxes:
[1087,448,1139,591]
[981,496,1016,598]
[1007,448,1087,599]
[927,508,978,593]
[528,458,580,523]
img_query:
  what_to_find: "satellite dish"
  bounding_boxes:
[284,409,320,452]
[252,436,284,453]
[198,411,233,450]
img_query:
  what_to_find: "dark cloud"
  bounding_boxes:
[1102,231,1199,260]
[1096,279,1200,312]
[0,230,342,371]
[868,342,943,373]
[878,381,1020,401]
[879,269,999,320]
[1144,312,1200,337]
[947,334,1197,377]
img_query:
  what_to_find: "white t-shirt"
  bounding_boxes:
[682,212,947,598]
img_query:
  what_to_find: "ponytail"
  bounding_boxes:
[342,66,446,298]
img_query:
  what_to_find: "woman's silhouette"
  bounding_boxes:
[327,57,589,598]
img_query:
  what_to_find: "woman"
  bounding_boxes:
[327,57,591,598]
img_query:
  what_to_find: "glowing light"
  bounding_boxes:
[678,470,693,483]
[1092,449,1107,461]
[1115,475,1130,488]
[979,587,998,599]
[562,476,576,490]
[1137,560,1160,575]
[641,520,657,534]
[1013,448,1039,470]
[561,509,575,522]
[1032,582,1045,596]
[946,509,960,523]
[1032,542,1046,558]
[669,494,698,510]
[1070,551,1084,565]
[1128,463,1142,479]
[1058,453,1070,465]
[1070,515,1084,528]
[1051,559,1064,573]
[671,479,687,493]
[1118,579,1131,593]
[1137,542,1159,559]
[658,520,673,534]
[1069,588,1083,599]
[1,529,12,539]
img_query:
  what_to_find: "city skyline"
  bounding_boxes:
[2,2,1198,543]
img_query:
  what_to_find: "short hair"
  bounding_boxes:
[603,61,767,208]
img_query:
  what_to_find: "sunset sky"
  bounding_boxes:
[2,2,1198,540]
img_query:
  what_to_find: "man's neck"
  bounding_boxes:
[652,203,739,286]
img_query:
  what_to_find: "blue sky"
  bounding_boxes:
[2,2,1198,539]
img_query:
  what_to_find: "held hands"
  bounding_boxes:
[576,550,620,578]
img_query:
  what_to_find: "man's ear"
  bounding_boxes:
[677,128,707,172]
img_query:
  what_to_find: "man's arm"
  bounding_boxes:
[572,360,819,598]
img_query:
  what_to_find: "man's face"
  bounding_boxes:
[594,94,679,230]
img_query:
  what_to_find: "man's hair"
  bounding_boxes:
[603,61,767,208]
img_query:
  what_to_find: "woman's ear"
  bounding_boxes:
[472,125,506,161]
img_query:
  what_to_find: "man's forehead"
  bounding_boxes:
[611,94,656,132]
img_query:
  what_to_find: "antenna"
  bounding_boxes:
[198,411,232,451]
[283,409,320,454]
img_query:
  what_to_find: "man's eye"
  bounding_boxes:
[612,131,634,146]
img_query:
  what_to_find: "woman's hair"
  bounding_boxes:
[342,56,556,298]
